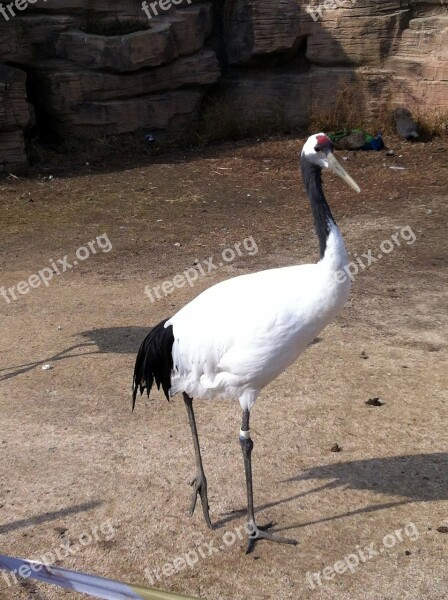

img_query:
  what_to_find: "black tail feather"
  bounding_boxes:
[132,318,174,411]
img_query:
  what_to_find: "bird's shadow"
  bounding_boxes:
[215,453,448,532]
[0,500,103,535]
[0,326,152,382]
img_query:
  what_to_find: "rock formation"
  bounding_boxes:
[220,0,448,128]
[0,0,447,170]
[0,66,32,173]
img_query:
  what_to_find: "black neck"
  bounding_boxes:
[301,160,336,259]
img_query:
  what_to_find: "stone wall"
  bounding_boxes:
[0,66,32,173]
[0,0,447,170]
[219,0,448,127]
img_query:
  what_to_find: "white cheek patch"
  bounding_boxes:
[239,429,251,440]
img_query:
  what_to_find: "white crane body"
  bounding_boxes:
[167,224,350,410]
[132,133,360,552]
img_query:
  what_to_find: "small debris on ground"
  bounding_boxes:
[365,397,385,407]
[330,443,342,452]
[360,350,369,359]
[436,526,448,534]
[42,364,52,370]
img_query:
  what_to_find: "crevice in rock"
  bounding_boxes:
[208,0,229,71]
[25,68,58,145]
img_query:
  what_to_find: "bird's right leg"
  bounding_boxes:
[240,409,298,553]
[183,392,213,529]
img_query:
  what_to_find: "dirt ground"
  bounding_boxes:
[0,134,447,600]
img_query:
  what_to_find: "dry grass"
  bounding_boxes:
[309,81,395,135]
[309,79,448,140]
[414,108,448,136]
[192,97,296,144]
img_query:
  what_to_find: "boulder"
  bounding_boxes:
[32,50,220,114]
[53,89,206,138]
[55,4,213,72]
[168,4,214,55]
[223,0,410,67]
[304,2,410,66]
[56,24,178,71]
[387,15,448,111]
[224,0,304,65]
[21,15,81,60]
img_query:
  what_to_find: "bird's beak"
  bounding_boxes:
[326,152,361,193]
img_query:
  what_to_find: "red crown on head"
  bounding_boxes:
[316,134,331,146]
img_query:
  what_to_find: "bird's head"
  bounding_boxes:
[301,133,361,193]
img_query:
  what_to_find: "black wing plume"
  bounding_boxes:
[132,318,174,411]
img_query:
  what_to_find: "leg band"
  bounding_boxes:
[239,429,251,441]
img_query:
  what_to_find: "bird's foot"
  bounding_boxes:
[245,520,297,554]
[189,472,213,529]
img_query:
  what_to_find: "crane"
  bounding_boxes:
[133,133,360,553]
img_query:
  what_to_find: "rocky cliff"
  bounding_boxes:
[0,0,447,172]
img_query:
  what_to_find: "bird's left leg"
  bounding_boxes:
[240,409,298,553]
[183,392,213,529]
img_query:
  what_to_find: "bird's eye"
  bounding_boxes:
[314,145,321,152]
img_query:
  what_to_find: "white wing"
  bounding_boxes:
[166,259,349,410]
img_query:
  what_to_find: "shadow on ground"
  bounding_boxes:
[216,453,448,532]
[0,500,103,535]
[0,327,151,382]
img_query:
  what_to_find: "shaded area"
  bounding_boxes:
[0,326,151,382]
[0,500,102,535]
[216,453,448,533]
[274,453,448,533]
[214,481,337,529]
[79,326,151,354]
[290,452,448,501]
